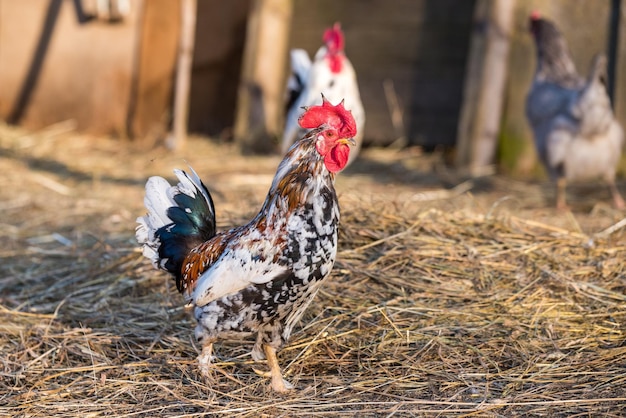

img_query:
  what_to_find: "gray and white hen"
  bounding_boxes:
[526,11,625,209]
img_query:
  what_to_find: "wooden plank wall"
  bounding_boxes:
[3,0,620,164]
[289,0,476,147]
[0,0,141,136]
[0,0,181,139]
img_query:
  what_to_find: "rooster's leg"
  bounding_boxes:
[197,340,215,377]
[263,344,294,392]
[608,181,625,209]
[556,177,568,210]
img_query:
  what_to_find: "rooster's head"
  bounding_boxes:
[299,95,357,173]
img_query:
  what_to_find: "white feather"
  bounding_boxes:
[193,241,288,307]
[144,176,177,226]
[174,167,214,214]
[136,167,214,269]
[287,48,312,93]
[136,176,176,266]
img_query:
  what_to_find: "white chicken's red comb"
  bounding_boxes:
[323,22,344,53]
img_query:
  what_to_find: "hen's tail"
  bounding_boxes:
[285,49,311,113]
[572,53,613,137]
[136,167,216,290]
[282,49,312,155]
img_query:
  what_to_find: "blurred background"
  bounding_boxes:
[0,0,622,178]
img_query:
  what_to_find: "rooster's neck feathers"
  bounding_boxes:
[265,129,333,214]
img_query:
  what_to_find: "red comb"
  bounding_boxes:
[323,22,344,53]
[530,10,541,20]
[298,95,357,139]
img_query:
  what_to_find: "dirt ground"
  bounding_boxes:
[1,123,626,417]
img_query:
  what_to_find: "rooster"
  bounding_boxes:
[136,97,356,392]
[283,23,365,166]
[526,12,625,210]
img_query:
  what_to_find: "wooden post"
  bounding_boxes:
[234,0,292,154]
[166,0,197,150]
[613,1,626,126]
[456,0,515,175]
[606,0,621,107]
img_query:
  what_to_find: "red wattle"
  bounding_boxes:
[324,144,350,173]
[327,54,343,73]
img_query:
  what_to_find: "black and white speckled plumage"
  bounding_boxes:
[190,132,340,360]
[136,106,354,390]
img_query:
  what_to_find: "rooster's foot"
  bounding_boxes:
[197,343,215,378]
[262,344,294,393]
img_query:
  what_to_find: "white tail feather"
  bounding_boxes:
[136,168,214,269]
[173,167,212,209]
[136,176,175,267]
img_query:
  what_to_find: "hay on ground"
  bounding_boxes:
[1,123,626,417]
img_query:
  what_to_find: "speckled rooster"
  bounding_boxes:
[136,97,356,392]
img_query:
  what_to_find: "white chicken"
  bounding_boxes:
[283,23,365,166]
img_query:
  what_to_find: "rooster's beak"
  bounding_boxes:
[340,138,356,146]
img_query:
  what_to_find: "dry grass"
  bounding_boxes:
[1,122,626,417]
